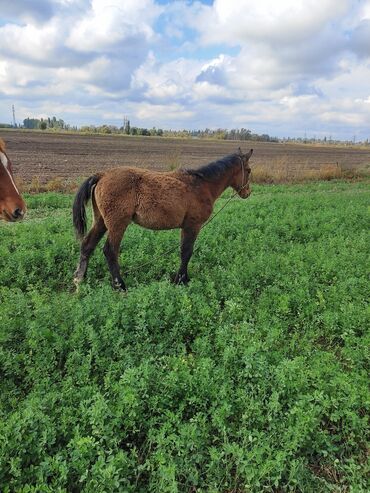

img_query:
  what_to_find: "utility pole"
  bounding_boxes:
[123,116,130,134]
[12,105,16,127]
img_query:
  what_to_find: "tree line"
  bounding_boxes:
[78,123,277,141]
[1,116,368,145]
[22,116,75,131]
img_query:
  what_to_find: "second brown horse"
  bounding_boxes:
[0,138,26,222]
[73,148,253,290]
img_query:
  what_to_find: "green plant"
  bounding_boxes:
[0,182,369,492]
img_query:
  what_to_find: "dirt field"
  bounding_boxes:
[2,130,370,183]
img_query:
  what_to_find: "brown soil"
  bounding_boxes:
[2,130,370,183]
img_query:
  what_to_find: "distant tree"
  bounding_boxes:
[81,125,95,133]
[23,117,41,129]
[40,121,47,130]
[99,125,112,134]
[22,115,69,131]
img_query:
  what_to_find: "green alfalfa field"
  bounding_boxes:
[0,181,369,492]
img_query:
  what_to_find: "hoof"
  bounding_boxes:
[73,276,82,292]
[172,273,190,285]
[112,278,126,291]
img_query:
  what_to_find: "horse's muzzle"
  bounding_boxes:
[2,207,25,222]
[12,208,25,220]
[239,187,251,199]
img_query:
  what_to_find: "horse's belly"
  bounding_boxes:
[133,208,184,230]
[133,181,188,230]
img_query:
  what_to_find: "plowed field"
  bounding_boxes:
[2,130,370,182]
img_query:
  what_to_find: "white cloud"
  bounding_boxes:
[0,0,369,139]
[0,0,56,23]
[131,53,204,101]
[66,0,160,53]
[135,102,194,122]
[0,20,71,66]
[0,0,161,101]
[196,0,350,45]
[351,19,370,58]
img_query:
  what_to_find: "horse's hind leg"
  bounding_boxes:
[74,216,107,286]
[103,221,129,291]
[173,225,201,285]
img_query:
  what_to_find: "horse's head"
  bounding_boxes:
[231,148,253,199]
[0,139,26,222]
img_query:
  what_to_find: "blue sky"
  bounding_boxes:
[0,0,370,139]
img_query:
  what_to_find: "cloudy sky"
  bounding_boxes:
[0,0,370,139]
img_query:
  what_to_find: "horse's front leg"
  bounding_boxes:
[173,225,201,285]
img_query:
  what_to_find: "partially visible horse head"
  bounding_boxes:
[231,148,253,199]
[0,139,26,222]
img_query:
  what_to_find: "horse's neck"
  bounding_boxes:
[206,168,235,201]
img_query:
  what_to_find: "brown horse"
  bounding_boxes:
[0,139,26,222]
[73,148,253,290]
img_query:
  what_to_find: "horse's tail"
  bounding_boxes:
[73,174,101,239]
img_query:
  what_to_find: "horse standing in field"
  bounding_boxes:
[0,139,26,222]
[73,148,253,290]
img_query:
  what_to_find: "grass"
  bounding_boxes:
[0,182,369,492]
[251,161,369,183]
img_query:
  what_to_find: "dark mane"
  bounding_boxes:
[184,153,240,181]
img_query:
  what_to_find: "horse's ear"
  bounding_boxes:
[246,148,253,159]
[238,147,243,155]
